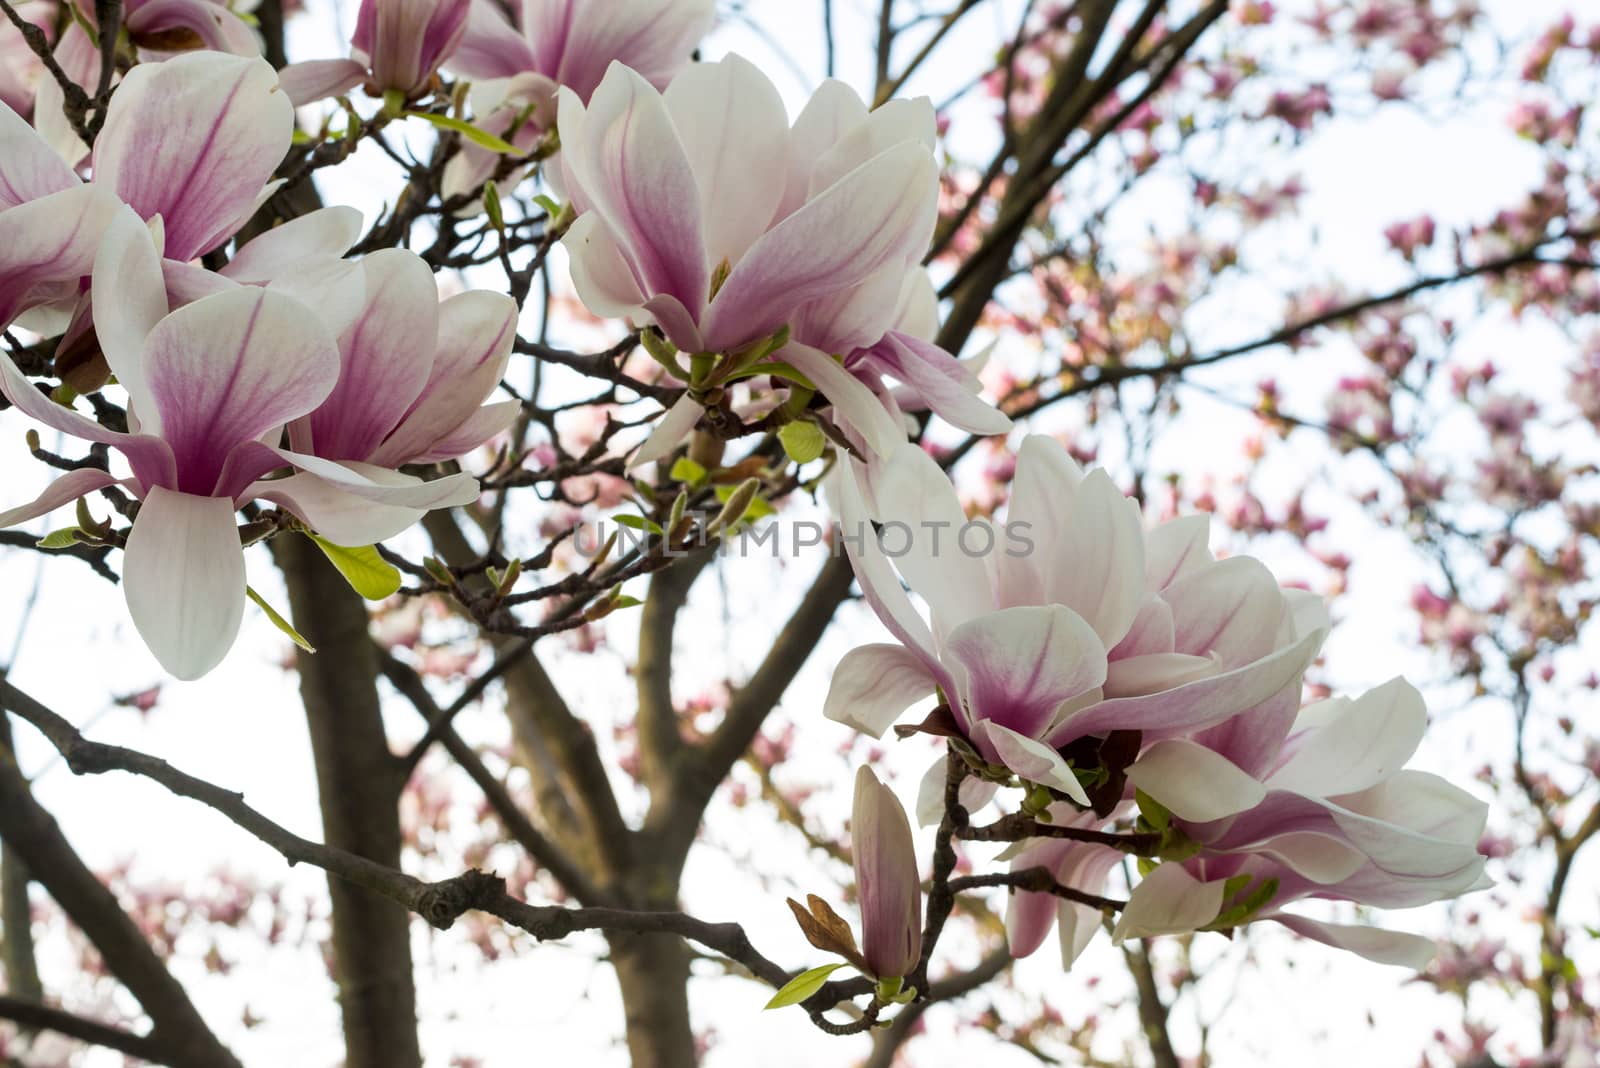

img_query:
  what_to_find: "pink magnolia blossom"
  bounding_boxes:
[823,437,1326,814]
[279,0,471,104]
[434,0,714,200]
[267,247,519,540]
[1003,805,1122,964]
[852,766,922,979]
[1114,677,1489,966]
[559,58,980,466]
[0,209,477,679]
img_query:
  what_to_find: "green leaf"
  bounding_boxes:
[35,527,83,549]
[247,586,316,653]
[533,193,563,217]
[669,457,708,486]
[778,421,826,465]
[721,361,817,389]
[308,535,403,600]
[1135,788,1171,832]
[764,963,845,1010]
[407,111,521,154]
[610,595,644,610]
[613,513,663,535]
[483,181,505,231]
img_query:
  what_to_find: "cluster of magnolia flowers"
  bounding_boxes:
[0,0,1487,1002]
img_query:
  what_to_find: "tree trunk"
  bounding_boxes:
[276,535,422,1068]
[609,928,698,1068]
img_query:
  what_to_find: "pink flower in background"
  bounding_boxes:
[0,1,51,117]
[823,437,1326,814]
[852,766,922,979]
[0,210,477,679]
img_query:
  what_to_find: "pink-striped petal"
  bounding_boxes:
[221,207,363,282]
[823,643,938,738]
[946,605,1106,741]
[0,468,123,528]
[700,140,938,353]
[141,287,340,495]
[276,59,369,107]
[0,184,121,329]
[94,53,293,262]
[0,99,76,208]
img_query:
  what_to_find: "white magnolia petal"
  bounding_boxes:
[0,468,123,528]
[1125,738,1267,823]
[1270,914,1437,970]
[247,471,427,546]
[628,394,703,470]
[978,721,1091,806]
[1269,677,1427,797]
[122,486,247,680]
[92,206,168,429]
[1112,864,1225,943]
[822,643,937,738]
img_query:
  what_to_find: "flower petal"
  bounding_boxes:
[0,98,76,208]
[823,643,937,738]
[246,471,429,545]
[1269,914,1436,970]
[627,394,703,471]
[308,249,438,461]
[662,55,789,269]
[275,59,369,107]
[558,67,708,327]
[370,288,517,466]
[0,468,123,528]
[977,720,1091,806]
[1268,677,1427,798]
[142,287,340,495]
[700,140,937,353]
[1112,864,1224,943]
[783,342,907,460]
[122,486,246,680]
[94,53,293,262]
[221,206,363,283]
[0,184,121,328]
[92,206,169,430]
[945,605,1106,740]
[409,398,520,464]
[1125,738,1267,823]
[863,332,1012,437]
[448,0,536,80]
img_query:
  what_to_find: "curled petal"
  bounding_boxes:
[0,468,124,528]
[1111,864,1225,943]
[1125,738,1268,823]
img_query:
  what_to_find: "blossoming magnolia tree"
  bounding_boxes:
[0,0,1594,1065]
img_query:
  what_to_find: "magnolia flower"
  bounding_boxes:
[557,57,946,465]
[0,210,476,679]
[853,766,922,979]
[266,247,518,540]
[824,437,1327,816]
[433,0,713,199]
[32,4,260,165]
[279,0,471,105]
[1113,677,1489,966]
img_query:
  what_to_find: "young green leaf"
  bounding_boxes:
[407,111,521,154]
[308,535,403,600]
[35,527,83,549]
[246,586,316,653]
[763,963,845,1011]
[778,421,827,465]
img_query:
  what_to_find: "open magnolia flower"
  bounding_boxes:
[558,56,948,465]
[0,210,477,679]
[1111,677,1490,965]
[824,436,1328,819]
[0,50,297,336]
